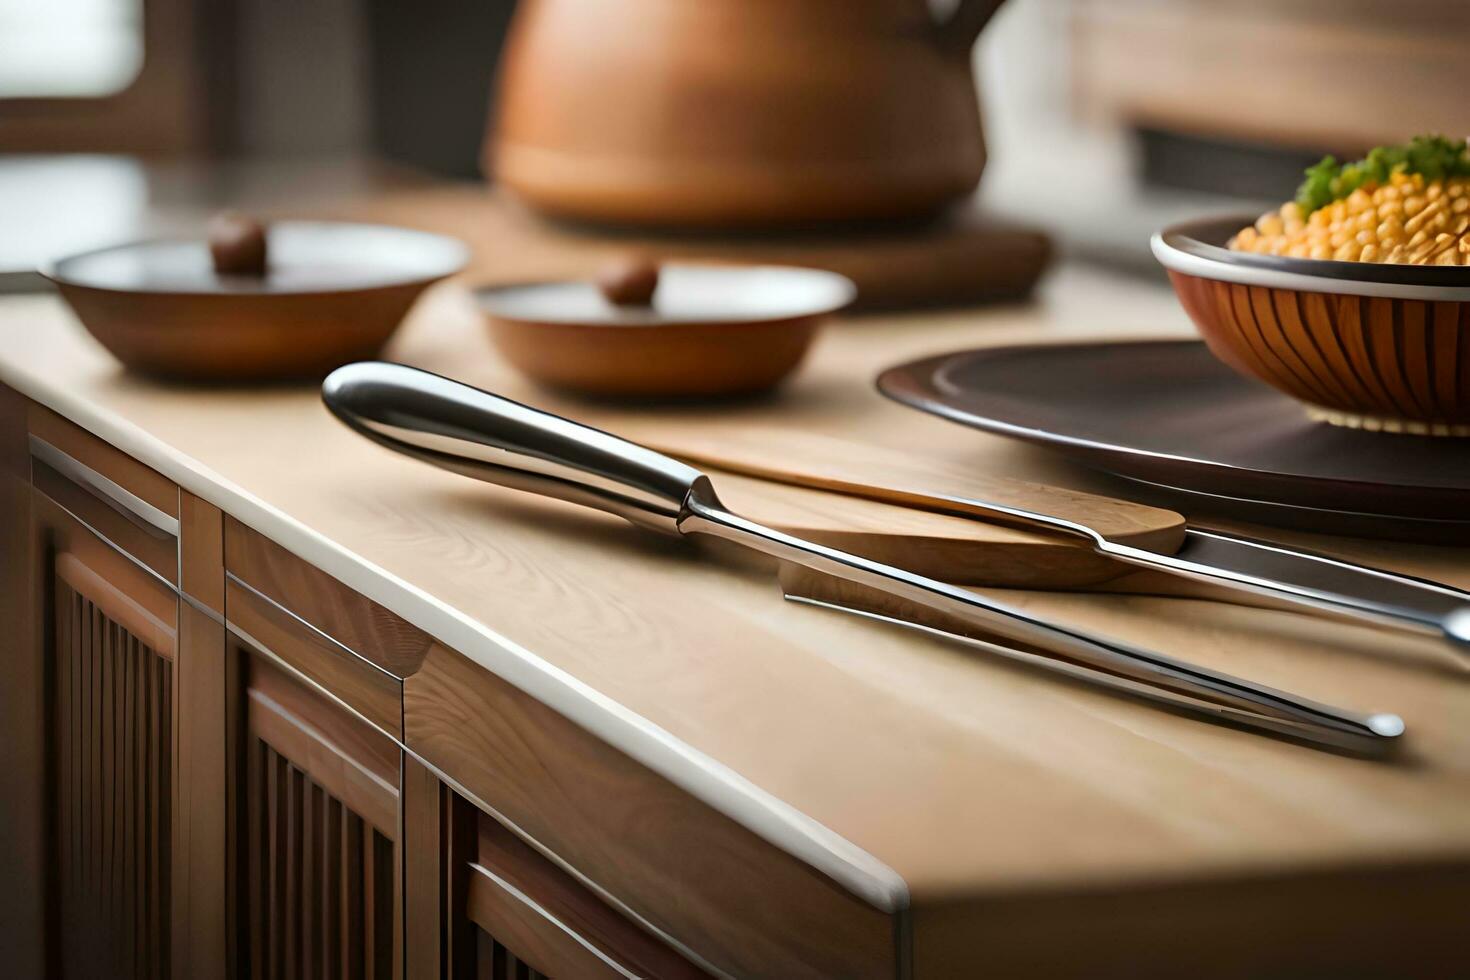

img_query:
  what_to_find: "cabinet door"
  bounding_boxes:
[36,489,179,979]
[233,644,402,978]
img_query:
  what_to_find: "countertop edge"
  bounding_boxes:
[1,357,912,914]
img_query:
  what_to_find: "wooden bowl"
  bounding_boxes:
[45,222,468,381]
[1154,216,1470,436]
[476,264,856,398]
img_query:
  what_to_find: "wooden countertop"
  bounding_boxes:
[5,210,1469,963]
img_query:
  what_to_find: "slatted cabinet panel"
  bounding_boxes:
[46,523,178,980]
[473,931,550,980]
[234,647,402,979]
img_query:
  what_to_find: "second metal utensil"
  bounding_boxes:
[641,427,1470,650]
[321,362,1402,750]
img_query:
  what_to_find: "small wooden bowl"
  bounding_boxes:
[1154,216,1470,436]
[45,222,468,381]
[476,264,856,398]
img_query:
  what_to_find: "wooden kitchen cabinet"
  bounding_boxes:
[1,391,714,978]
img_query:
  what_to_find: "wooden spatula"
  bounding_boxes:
[709,467,1132,587]
[644,426,1187,553]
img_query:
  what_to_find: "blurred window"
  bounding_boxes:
[0,0,143,98]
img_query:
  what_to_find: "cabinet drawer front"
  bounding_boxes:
[225,516,433,679]
[28,403,178,520]
[227,575,403,741]
[32,435,179,584]
[465,866,590,980]
[464,810,708,980]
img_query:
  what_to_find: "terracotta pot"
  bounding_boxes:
[487,0,1004,229]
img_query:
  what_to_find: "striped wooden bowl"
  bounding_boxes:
[1154,217,1470,436]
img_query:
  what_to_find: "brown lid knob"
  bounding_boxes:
[596,256,660,306]
[208,211,268,276]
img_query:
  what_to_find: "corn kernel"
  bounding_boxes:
[1233,175,1469,265]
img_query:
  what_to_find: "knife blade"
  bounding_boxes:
[1127,528,1470,646]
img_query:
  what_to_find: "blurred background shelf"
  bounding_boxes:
[7,0,1466,283]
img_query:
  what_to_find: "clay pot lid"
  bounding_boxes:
[476,263,857,326]
[43,221,469,296]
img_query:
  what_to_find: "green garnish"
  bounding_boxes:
[1294,135,1470,215]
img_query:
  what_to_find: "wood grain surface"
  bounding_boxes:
[400,756,462,980]
[176,492,229,979]
[5,226,1470,976]
[181,492,225,614]
[914,857,1469,979]
[176,600,228,980]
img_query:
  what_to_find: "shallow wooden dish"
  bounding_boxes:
[45,222,468,381]
[1153,215,1470,436]
[476,264,855,398]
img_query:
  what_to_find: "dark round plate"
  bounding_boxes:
[877,340,1470,540]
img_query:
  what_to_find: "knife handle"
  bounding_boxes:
[321,362,714,533]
